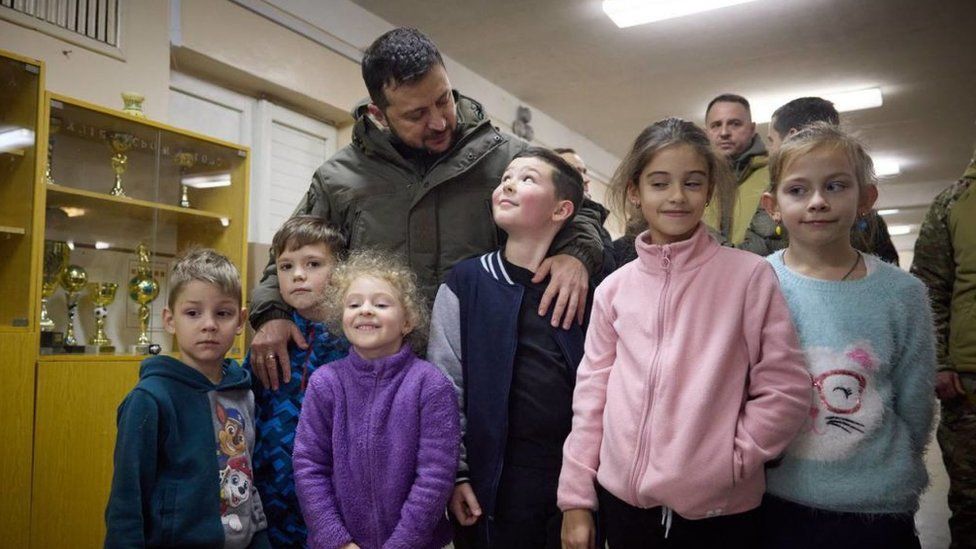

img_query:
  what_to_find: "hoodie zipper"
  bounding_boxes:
[366,373,383,548]
[629,246,672,505]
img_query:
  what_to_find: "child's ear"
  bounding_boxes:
[626,181,640,205]
[761,192,779,219]
[236,307,247,335]
[162,307,176,335]
[552,200,575,222]
[401,315,414,337]
[860,185,879,212]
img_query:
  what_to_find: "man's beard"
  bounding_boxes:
[388,124,456,157]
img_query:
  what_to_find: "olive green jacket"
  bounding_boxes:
[249,93,604,327]
[911,149,976,372]
[703,135,769,245]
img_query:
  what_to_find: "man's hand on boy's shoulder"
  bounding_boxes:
[533,254,588,329]
[249,319,308,390]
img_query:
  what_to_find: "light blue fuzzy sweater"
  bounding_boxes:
[765,251,936,514]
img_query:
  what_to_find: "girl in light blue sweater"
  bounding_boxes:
[758,123,936,549]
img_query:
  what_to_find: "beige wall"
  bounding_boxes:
[1,0,366,129]
[0,3,171,118]
[177,0,365,126]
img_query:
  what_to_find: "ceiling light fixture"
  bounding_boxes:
[602,0,762,28]
[752,87,884,123]
[887,225,913,236]
[873,158,901,177]
[877,209,900,216]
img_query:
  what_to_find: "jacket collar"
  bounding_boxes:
[347,343,414,380]
[731,134,768,182]
[478,250,516,286]
[635,222,721,274]
[350,91,490,167]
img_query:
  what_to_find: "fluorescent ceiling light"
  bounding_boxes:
[95,241,111,249]
[181,173,231,189]
[828,87,883,114]
[603,0,761,28]
[887,225,913,236]
[877,209,900,216]
[873,158,900,177]
[0,128,35,153]
[752,87,884,123]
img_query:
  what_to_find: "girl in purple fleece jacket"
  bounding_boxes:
[293,251,460,549]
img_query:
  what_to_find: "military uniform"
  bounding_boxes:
[911,148,976,548]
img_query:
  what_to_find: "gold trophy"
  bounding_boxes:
[174,151,195,208]
[128,243,160,354]
[87,282,118,353]
[40,241,70,350]
[60,264,88,352]
[107,131,136,197]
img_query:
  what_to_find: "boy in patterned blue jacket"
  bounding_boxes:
[243,216,349,548]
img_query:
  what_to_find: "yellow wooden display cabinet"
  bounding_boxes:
[0,48,251,548]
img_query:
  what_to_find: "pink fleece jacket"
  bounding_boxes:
[558,224,811,519]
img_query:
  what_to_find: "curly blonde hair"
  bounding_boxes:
[324,250,429,353]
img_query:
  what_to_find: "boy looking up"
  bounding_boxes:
[105,249,269,548]
[429,147,588,548]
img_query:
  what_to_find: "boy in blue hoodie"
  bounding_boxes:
[428,147,587,548]
[105,249,269,548]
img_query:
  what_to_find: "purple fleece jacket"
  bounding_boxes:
[293,344,459,549]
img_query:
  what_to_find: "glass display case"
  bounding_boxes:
[39,93,250,357]
[0,50,42,331]
[0,48,43,549]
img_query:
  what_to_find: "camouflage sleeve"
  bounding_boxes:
[910,184,960,371]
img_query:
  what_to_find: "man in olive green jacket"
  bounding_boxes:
[911,147,976,549]
[248,28,604,389]
[702,93,769,244]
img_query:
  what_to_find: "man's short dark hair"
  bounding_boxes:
[361,27,444,110]
[706,94,751,117]
[513,147,584,221]
[771,97,840,136]
[553,147,577,155]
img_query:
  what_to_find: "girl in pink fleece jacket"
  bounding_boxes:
[559,118,812,549]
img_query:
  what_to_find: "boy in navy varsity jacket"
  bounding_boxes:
[428,147,589,548]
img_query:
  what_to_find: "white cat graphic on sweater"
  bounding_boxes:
[788,342,884,461]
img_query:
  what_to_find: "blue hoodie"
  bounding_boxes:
[105,355,270,548]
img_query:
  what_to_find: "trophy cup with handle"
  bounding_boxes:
[60,265,88,352]
[174,151,195,208]
[40,240,70,351]
[107,131,136,197]
[128,243,160,354]
[87,282,118,353]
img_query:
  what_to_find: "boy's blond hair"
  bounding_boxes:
[271,215,347,260]
[168,248,242,309]
[324,250,429,352]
